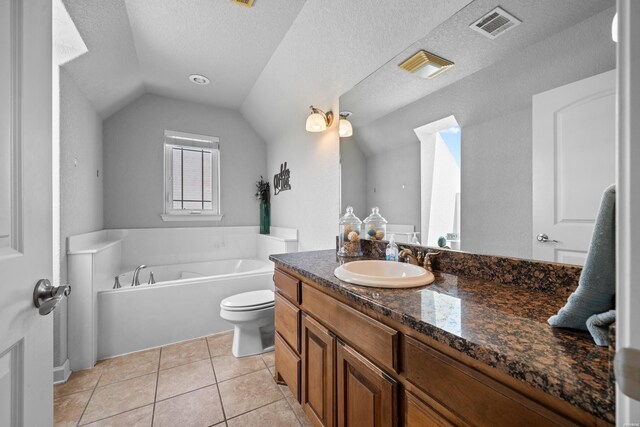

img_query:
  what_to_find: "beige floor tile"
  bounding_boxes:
[55,369,102,398]
[96,349,159,387]
[207,331,233,357]
[79,373,157,425]
[227,399,300,427]
[153,385,224,427]
[54,390,92,427]
[82,405,153,427]
[267,364,276,377]
[212,354,266,382]
[261,351,275,367]
[156,359,216,401]
[279,385,313,427]
[218,369,283,418]
[160,338,210,370]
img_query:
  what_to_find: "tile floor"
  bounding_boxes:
[54,331,312,427]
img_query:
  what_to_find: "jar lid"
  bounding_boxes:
[363,207,387,224]
[339,206,362,225]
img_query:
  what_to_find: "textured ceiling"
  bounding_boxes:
[62,0,144,117]
[240,0,473,143]
[341,0,614,130]
[61,0,306,117]
[349,5,616,156]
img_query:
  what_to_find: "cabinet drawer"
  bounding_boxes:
[302,284,398,372]
[404,337,569,427]
[274,269,300,304]
[275,332,300,402]
[275,291,300,353]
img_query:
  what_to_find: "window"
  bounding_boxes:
[163,130,222,221]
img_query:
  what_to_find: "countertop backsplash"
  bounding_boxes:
[355,239,582,297]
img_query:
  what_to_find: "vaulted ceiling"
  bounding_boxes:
[61,0,306,117]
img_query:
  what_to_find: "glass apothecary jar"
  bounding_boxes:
[337,206,362,257]
[363,207,387,241]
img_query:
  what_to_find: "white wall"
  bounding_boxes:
[462,109,533,258]
[339,136,367,217]
[365,143,421,230]
[103,93,267,229]
[56,68,104,368]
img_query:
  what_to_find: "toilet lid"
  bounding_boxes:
[221,290,274,311]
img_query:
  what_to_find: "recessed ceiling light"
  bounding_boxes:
[189,74,210,85]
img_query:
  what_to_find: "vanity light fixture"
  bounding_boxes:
[189,74,210,85]
[612,13,618,43]
[305,105,334,132]
[339,112,353,137]
[398,50,454,79]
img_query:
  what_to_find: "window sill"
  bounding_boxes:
[160,214,224,222]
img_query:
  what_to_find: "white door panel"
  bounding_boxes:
[532,70,616,263]
[0,0,54,426]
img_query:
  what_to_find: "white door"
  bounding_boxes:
[0,0,54,426]
[532,70,616,264]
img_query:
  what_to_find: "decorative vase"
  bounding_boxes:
[260,200,270,235]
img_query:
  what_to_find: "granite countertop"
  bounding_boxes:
[270,250,613,423]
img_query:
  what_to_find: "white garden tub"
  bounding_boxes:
[97,259,274,359]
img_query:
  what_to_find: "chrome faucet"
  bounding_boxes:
[131,265,147,286]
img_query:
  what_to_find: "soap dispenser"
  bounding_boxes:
[338,206,362,257]
[363,207,388,241]
[386,234,399,261]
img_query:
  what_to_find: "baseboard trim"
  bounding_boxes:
[54,359,71,384]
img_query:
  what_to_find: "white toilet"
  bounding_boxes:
[220,289,275,357]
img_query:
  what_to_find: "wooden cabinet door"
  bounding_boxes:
[302,314,335,427]
[336,340,397,427]
[405,391,463,427]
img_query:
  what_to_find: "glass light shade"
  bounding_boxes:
[339,118,353,137]
[306,112,327,132]
[612,13,618,43]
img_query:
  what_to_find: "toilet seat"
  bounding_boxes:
[221,290,274,312]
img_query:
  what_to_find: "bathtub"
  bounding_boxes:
[97,259,274,359]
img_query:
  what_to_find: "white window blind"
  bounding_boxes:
[163,131,221,220]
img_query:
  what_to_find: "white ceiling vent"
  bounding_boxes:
[470,7,521,39]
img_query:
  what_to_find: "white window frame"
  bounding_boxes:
[161,130,223,222]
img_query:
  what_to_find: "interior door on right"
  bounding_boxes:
[532,69,616,264]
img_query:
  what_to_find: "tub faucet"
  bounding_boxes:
[132,265,147,286]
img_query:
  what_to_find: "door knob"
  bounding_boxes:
[33,279,71,316]
[536,233,559,243]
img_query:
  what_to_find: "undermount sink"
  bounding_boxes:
[334,260,434,289]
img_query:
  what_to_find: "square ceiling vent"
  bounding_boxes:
[470,7,521,39]
[231,0,254,7]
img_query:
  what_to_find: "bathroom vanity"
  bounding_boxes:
[271,249,613,426]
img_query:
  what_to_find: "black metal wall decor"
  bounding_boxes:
[273,162,291,195]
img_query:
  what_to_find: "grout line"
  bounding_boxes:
[76,404,154,427]
[151,347,162,426]
[225,397,288,422]
[158,353,211,373]
[207,337,229,423]
[74,370,103,426]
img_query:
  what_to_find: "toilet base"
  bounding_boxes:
[231,321,275,357]
[220,305,275,358]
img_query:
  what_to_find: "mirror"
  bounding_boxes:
[339,0,616,262]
